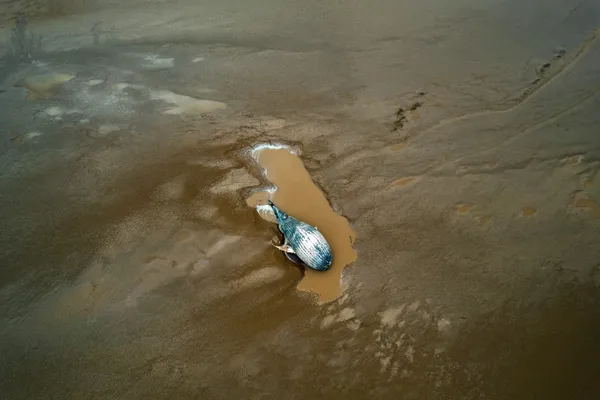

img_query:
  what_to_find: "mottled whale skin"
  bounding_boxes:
[269,200,333,271]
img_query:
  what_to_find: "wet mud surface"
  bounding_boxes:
[1,1,600,399]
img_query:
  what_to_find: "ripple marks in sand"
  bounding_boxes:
[388,176,420,189]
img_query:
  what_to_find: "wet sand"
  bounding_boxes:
[1,0,600,399]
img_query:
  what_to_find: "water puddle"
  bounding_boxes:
[247,145,357,303]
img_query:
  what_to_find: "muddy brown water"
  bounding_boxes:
[246,145,357,303]
[2,1,600,398]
